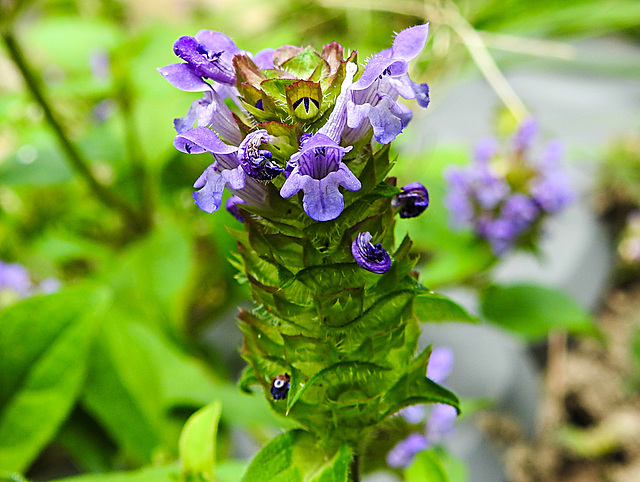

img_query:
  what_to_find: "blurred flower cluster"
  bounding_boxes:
[445,118,573,254]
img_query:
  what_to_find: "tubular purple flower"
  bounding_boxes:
[426,404,457,443]
[351,232,392,274]
[393,182,429,218]
[280,63,361,221]
[346,23,430,144]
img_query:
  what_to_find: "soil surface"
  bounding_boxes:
[481,281,640,482]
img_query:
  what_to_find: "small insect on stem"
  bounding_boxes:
[270,373,291,400]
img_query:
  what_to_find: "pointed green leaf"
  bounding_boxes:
[414,292,476,323]
[179,400,222,481]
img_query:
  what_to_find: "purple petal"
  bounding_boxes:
[400,404,426,424]
[173,35,236,84]
[513,117,538,151]
[0,261,32,297]
[157,63,212,92]
[253,48,275,69]
[393,182,429,218]
[192,163,245,213]
[427,346,454,384]
[391,23,430,62]
[174,127,238,156]
[352,232,391,274]
[387,433,430,468]
[426,404,457,443]
[225,195,248,222]
[352,24,429,92]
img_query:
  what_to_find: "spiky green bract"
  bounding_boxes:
[231,142,460,451]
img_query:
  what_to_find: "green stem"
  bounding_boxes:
[349,454,360,482]
[1,29,149,235]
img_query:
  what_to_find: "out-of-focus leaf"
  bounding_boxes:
[179,400,221,481]
[0,288,108,472]
[53,464,179,482]
[405,450,448,482]
[81,317,167,463]
[0,132,73,186]
[480,283,595,340]
[25,17,123,71]
[103,219,192,332]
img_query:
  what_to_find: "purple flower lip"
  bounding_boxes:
[393,182,429,218]
[351,232,391,274]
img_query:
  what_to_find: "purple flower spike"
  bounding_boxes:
[173,35,236,85]
[393,182,429,218]
[237,130,282,181]
[225,195,248,222]
[351,232,392,274]
[387,433,429,468]
[347,24,430,144]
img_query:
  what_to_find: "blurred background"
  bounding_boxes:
[1,0,640,481]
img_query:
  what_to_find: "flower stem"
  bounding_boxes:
[349,454,360,482]
[1,29,150,236]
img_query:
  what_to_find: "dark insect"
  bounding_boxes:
[270,373,291,400]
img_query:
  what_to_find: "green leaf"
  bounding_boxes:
[405,450,449,482]
[241,430,351,482]
[179,400,222,481]
[414,292,476,323]
[0,288,108,472]
[480,283,595,340]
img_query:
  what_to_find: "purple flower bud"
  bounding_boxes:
[393,182,429,218]
[225,195,247,222]
[351,232,391,274]
[426,404,457,442]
